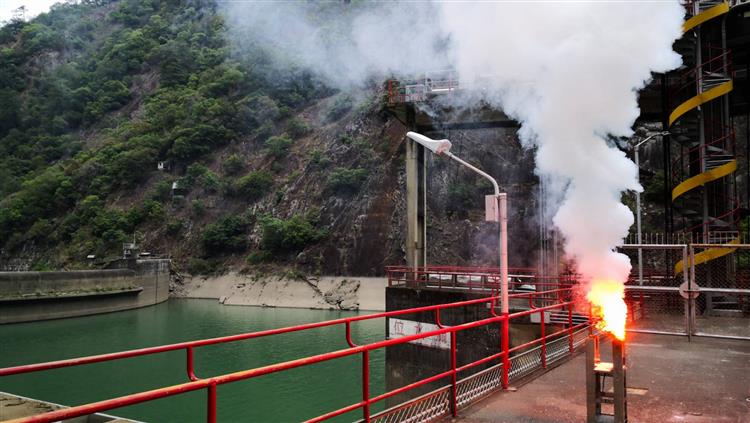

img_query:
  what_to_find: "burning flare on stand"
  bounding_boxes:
[587,280,628,341]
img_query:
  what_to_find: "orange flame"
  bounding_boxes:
[587,280,627,340]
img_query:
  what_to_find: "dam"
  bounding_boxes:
[0,259,170,324]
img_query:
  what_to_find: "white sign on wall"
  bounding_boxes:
[530,311,551,324]
[388,318,451,350]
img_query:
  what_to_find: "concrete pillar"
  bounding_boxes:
[406,137,426,271]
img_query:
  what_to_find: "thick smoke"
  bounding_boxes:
[221,1,684,285]
[220,2,450,90]
[441,2,684,284]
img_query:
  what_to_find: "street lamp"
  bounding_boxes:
[633,131,669,285]
[406,132,509,314]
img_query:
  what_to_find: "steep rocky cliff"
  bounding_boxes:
[0,1,543,276]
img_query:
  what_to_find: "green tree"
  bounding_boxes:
[222,154,244,175]
[202,215,249,254]
[286,117,310,139]
[327,167,368,195]
[264,135,292,159]
[260,214,325,254]
[234,170,273,200]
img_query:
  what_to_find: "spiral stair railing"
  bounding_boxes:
[670,1,738,275]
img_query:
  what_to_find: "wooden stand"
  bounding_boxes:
[586,335,627,423]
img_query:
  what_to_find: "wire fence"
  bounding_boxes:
[620,234,750,340]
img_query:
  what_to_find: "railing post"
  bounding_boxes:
[207,381,217,423]
[501,314,510,389]
[450,331,458,417]
[683,245,691,340]
[434,309,444,328]
[639,291,644,320]
[187,347,198,381]
[568,306,574,354]
[540,310,547,369]
[689,244,697,339]
[345,321,357,348]
[362,351,370,422]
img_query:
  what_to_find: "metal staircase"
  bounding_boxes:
[670,1,742,314]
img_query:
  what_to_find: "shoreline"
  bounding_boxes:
[172,272,387,311]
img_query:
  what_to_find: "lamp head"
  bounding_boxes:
[406,132,452,155]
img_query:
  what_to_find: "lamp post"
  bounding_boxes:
[406,132,509,313]
[633,131,669,285]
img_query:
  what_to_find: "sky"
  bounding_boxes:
[0,1,58,23]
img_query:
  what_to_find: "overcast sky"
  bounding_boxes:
[0,1,58,24]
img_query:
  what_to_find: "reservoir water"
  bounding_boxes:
[0,299,386,422]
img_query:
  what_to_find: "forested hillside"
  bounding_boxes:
[0,0,539,275]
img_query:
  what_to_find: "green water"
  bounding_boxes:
[0,299,386,422]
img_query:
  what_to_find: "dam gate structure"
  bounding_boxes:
[0,258,170,324]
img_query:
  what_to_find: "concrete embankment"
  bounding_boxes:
[0,392,139,422]
[174,272,387,311]
[0,259,170,324]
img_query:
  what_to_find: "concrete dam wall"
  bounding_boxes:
[0,259,170,324]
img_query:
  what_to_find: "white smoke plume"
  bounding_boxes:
[441,2,684,284]
[220,1,684,285]
[220,2,450,89]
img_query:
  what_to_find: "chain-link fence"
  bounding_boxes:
[691,243,750,338]
[620,234,750,340]
[619,244,690,336]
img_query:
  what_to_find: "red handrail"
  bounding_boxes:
[682,196,741,234]
[0,287,587,423]
[670,47,732,106]
[670,128,735,182]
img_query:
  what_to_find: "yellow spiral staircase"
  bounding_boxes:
[670,1,738,275]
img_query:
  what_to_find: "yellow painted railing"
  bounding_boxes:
[668,80,733,126]
[670,1,738,275]
[683,2,730,33]
[674,238,739,274]
[671,159,737,201]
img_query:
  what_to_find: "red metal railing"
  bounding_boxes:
[671,127,735,181]
[0,287,589,423]
[670,46,732,107]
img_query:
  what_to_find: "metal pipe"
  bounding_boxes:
[617,243,687,249]
[499,193,509,313]
[692,332,750,341]
[345,322,357,348]
[568,307,574,354]
[362,351,370,422]
[450,332,458,417]
[207,382,217,423]
[540,310,547,369]
[405,131,508,316]
[501,317,510,389]
[443,151,500,196]
[683,245,692,341]
[187,347,199,381]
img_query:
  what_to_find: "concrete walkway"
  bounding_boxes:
[455,333,750,423]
